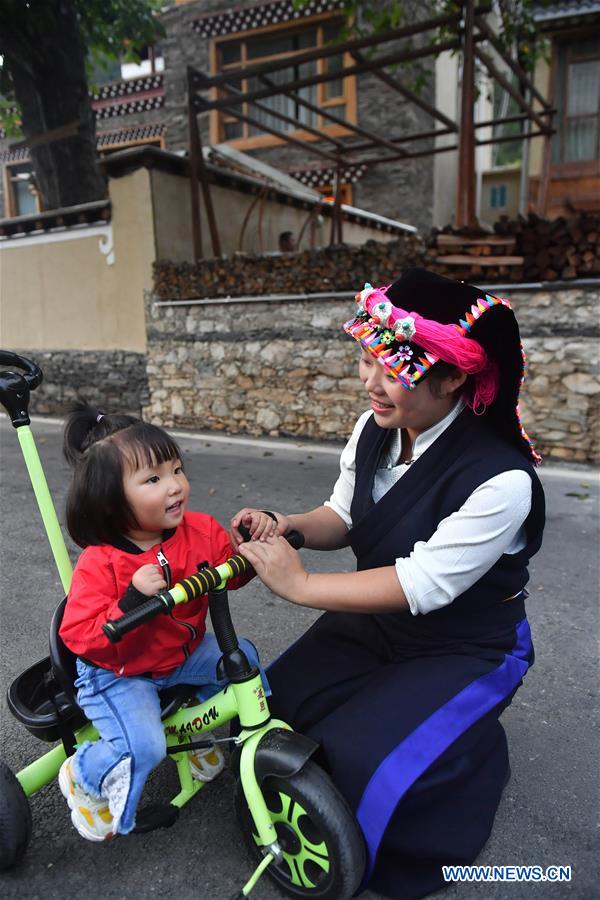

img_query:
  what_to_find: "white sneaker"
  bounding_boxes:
[188,742,225,782]
[58,757,115,842]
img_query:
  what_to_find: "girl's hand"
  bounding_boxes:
[132,564,167,596]
[237,535,309,604]
[230,508,290,547]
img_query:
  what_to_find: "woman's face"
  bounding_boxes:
[358,349,465,436]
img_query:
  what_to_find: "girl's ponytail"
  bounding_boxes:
[63,401,138,467]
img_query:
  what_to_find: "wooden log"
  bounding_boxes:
[434,255,524,265]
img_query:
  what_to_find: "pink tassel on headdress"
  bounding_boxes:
[364,293,500,411]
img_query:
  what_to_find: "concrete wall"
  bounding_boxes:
[150,167,399,263]
[0,168,155,353]
[144,283,600,463]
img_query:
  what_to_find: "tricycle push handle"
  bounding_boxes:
[102,529,304,643]
[0,351,43,427]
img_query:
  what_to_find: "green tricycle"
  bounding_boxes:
[0,351,365,899]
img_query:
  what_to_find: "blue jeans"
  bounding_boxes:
[72,634,265,834]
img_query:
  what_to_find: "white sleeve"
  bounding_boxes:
[395,470,533,616]
[323,410,372,528]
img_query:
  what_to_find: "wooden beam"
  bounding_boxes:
[196,96,343,165]
[474,14,552,111]
[351,50,457,132]
[196,40,462,114]
[456,0,477,229]
[259,74,409,157]
[219,79,347,150]
[193,10,467,91]
[474,46,552,134]
[187,70,202,263]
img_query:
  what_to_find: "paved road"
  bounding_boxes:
[0,417,598,900]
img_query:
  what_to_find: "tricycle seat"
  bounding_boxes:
[6,598,201,745]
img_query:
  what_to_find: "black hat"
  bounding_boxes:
[344,267,539,463]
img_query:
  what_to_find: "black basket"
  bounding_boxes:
[6,656,86,743]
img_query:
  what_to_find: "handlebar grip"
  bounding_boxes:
[237,522,305,551]
[286,529,304,550]
[102,593,174,643]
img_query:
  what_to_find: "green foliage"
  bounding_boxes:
[293,0,550,95]
[0,0,167,131]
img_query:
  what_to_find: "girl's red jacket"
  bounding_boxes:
[59,511,251,677]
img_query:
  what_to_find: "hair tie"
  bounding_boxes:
[96,413,104,424]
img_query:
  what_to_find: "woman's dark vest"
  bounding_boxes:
[348,409,545,643]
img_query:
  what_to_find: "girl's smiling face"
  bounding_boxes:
[358,349,466,439]
[122,454,190,544]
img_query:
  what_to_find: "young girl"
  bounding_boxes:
[58,404,269,842]
[232,268,545,899]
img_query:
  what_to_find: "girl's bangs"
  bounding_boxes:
[120,424,183,471]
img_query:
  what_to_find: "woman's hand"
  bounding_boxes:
[238,535,309,604]
[230,508,290,547]
[132,564,167,596]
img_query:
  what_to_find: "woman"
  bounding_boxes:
[232,268,545,898]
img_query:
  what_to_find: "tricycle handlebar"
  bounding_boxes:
[102,529,304,644]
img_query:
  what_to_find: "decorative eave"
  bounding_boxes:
[1,123,166,165]
[96,123,166,148]
[100,145,413,233]
[288,162,368,188]
[0,199,110,240]
[533,0,600,29]
[191,0,343,38]
[91,73,164,120]
[90,73,163,101]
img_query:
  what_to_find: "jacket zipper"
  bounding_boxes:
[156,546,197,657]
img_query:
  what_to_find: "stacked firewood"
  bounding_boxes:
[494,212,600,281]
[153,213,600,300]
[425,227,524,282]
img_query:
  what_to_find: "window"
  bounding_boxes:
[491,78,523,168]
[490,184,507,209]
[3,163,40,217]
[211,19,356,148]
[553,38,600,164]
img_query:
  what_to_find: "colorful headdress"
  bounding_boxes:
[344,268,540,463]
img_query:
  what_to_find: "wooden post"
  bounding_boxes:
[455,0,477,229]
[187,74,202,262]
[330,163,343,245]
[188,68,222,258]
[536,39,556,217]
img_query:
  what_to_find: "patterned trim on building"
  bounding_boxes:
[289,163,367,188]
[93,94,164,120]
[0,146,30,164]
[192,0,343,37]
[96,123,166,146]
[91,73,163,101]
[1,124,165,164]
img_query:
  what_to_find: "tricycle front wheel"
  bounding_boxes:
[235,759,365,899]
[0,760,32,870]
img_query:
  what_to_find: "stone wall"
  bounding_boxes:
[145,284,600,463]
[17,351,149,418]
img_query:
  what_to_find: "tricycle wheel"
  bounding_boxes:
[235,759,365,899]
[0,760,32,870]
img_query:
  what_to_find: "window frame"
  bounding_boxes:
[209,13,357,150]
[553,33,600,170]
[2,162,41,218]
